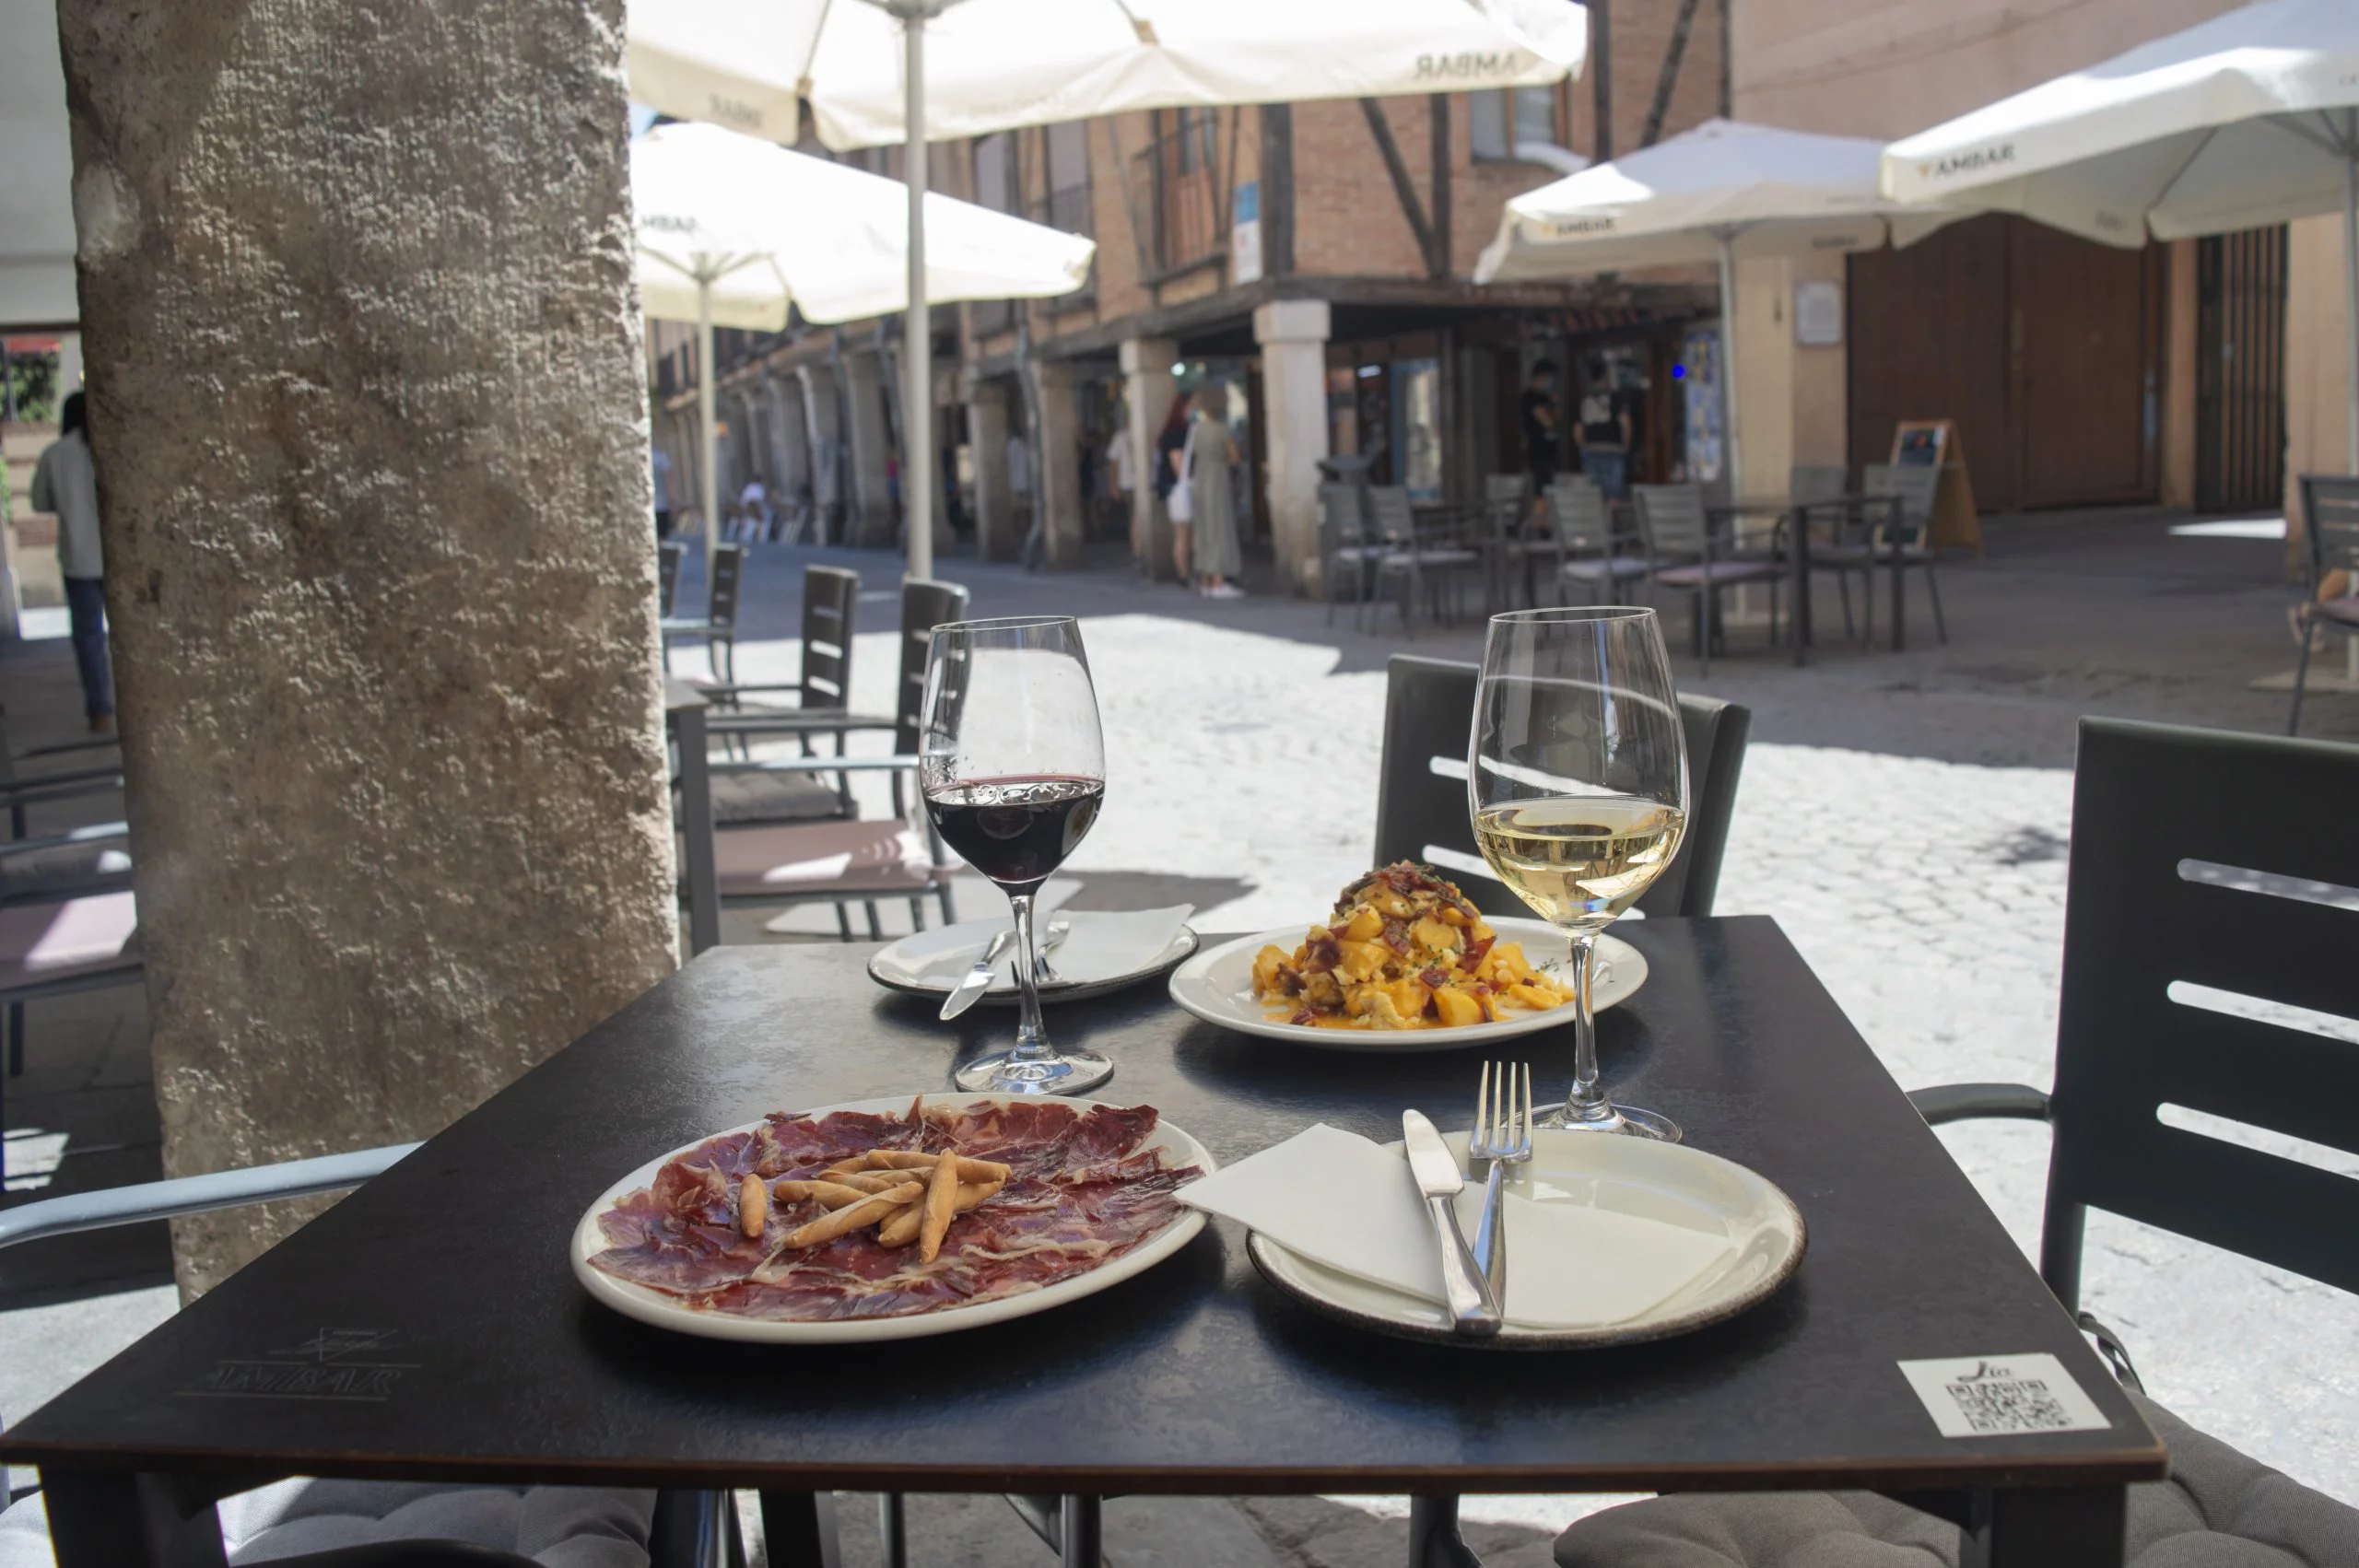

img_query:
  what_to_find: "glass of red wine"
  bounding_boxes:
[919,615,1110,1095]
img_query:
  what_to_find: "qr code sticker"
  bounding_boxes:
[1945,1374,2076,1433]
[1897,1353,2111,1439]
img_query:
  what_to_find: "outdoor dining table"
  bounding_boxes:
[2,917,2165,1568]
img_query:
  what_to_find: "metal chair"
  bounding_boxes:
[1368,486,1482,638]
[1790,463,1848,506]
[658,542,746,683]
[1544,480,1652,607]
[1853,462,1949,649]
[1633,484,1785,675]
[687,565,863,826]
[1370,654,1750,921]
[1557,717,2359,1568]
[0,849,141,1133]
[658,540,684,619]
[2288,474,2359,735]
[0,716,122,840]
[1317,482,1382,627]
[0,1147,735,1568]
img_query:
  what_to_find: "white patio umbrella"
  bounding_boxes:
[632,121,1095,563]
[1880,0,2359,471]
[1475,119,1957,500]
[627,0,1590,577]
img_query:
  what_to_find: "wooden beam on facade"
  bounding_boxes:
[1641,0,1705,148]
[1261,104,1295,277]
[1358,98,1441,279]
[1591,0,1613,161]
[1427,95,1452,279]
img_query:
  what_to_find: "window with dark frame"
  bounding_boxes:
[1469,87,1559,161]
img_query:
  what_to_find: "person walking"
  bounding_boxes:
[1152,392,1193,584]
[1188,391,1244,600]
[1574,357,1633,500]
[30,392,112,731]
[1520,359,1561,496]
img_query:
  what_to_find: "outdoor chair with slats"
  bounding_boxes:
[2288,474,2359,735]
[1370,654,1750,921]
[1368,485,1483,638]
[1843,461,1948,649]
[657,540,684,619]
[657,541,745,683]
[1633,483,1785,675]
[1555,717,2359,1568]
[1544,479,1652,607]
[0,717,122,841]
[0,1147,734,1568]
[1317,482,1382,627]
[686,564,865,826]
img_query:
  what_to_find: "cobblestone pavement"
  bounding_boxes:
[6,513,2356,1565]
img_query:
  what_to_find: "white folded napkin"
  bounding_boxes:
[944,905,1192,988]
[1178,1123,1735,1329]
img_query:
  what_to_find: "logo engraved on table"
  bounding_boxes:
[178,1328,420,1403]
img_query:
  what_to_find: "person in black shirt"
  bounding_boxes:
[1576,357,1634,500]
[1519,359,1561,494]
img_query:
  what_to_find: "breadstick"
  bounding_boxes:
[739,1174,769,1237]
[781,1183,923,1248]
[863,1150,1015,1184]
[817,1169,916,1195]
[917,1145,961,1263]
[877,1180,1005,1248]
[774,1179,886,1210]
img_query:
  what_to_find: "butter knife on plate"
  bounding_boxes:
[938,919,1071,1021]
[1402,1109,1502,1337]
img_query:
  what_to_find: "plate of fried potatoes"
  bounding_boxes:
[1168,865,1645,1049]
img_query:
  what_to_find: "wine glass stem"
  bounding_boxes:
[1005,889,1050,1059]
[1562,930,1611,1124]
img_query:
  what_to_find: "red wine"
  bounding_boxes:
[924,776,1103,887]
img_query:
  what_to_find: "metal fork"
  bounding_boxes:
[1469,1061,1534,1307]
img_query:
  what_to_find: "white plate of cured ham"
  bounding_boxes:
[570,1094,1215,1343]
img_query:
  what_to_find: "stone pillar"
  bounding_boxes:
[1253,300,1332,594]
[767,373,811,524]
[1121,337,1180,580]
[797,360,844,546]
[1032,359,1086,569]
[55,0,675,1293]
[968,377,1016,563]
[842,347,895,548]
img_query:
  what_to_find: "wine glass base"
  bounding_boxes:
[954,1048,1114,1096]
[1537,1101,1682,1142]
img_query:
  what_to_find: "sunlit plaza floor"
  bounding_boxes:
[6,507,2356,1562]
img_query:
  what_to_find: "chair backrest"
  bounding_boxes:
[2038,719,2359,1311]
[894,577,970,753]
[706,542,746,630]
[1790,465,1848,506]
[658,541,684,618]
[1860,463,1938,542]
[2297,474,2359,587]
[1546,483,1614,555]
[1484,473,1529,503]
[1371,655,1750,921]
[1368,485,1414,538]
[1319,483,1366,542]
[1633,484,1709,556]
[798,565,860,709]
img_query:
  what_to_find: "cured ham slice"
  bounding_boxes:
[590,1099,1200,1321]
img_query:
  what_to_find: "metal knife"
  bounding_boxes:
[1401,1110,1503,1338]
[938,929,1017,1020]
[938,919,1072,1021]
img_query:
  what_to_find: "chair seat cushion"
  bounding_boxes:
[708,818,943,898]
[1553,1390,2359,1568]
[0,1481,654,1568]
[1379,549,1482,568]
[1813,544,1932,565]
[2306,595,2359,628]
[708,770,847,825]
[1560,557,1652,581]
[0,890,139,988]
[1655,561,1782,586]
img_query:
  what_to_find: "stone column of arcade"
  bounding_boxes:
[1121,337,1180,581]
[968,377,1016,564]
[1253,299,1332,595]
[1032,358,1086,569]
[53,0,677,1292]
[842,348,896,549]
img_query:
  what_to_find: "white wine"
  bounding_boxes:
[1473,797,1687,928]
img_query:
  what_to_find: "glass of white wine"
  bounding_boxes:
[1470,606,1689,1140]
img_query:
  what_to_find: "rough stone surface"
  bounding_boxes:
[54,0,675,1293]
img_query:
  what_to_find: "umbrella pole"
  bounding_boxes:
[902,8,935,580]
[698,275,721,568]
[2343,127,2358,474]
[1717,232,1744,503]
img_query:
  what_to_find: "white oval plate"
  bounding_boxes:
[1167,918,1646,1050]
[867,917,1199,1008]
[1250,1129,1804,1350]
[570,1093,1215,1344]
